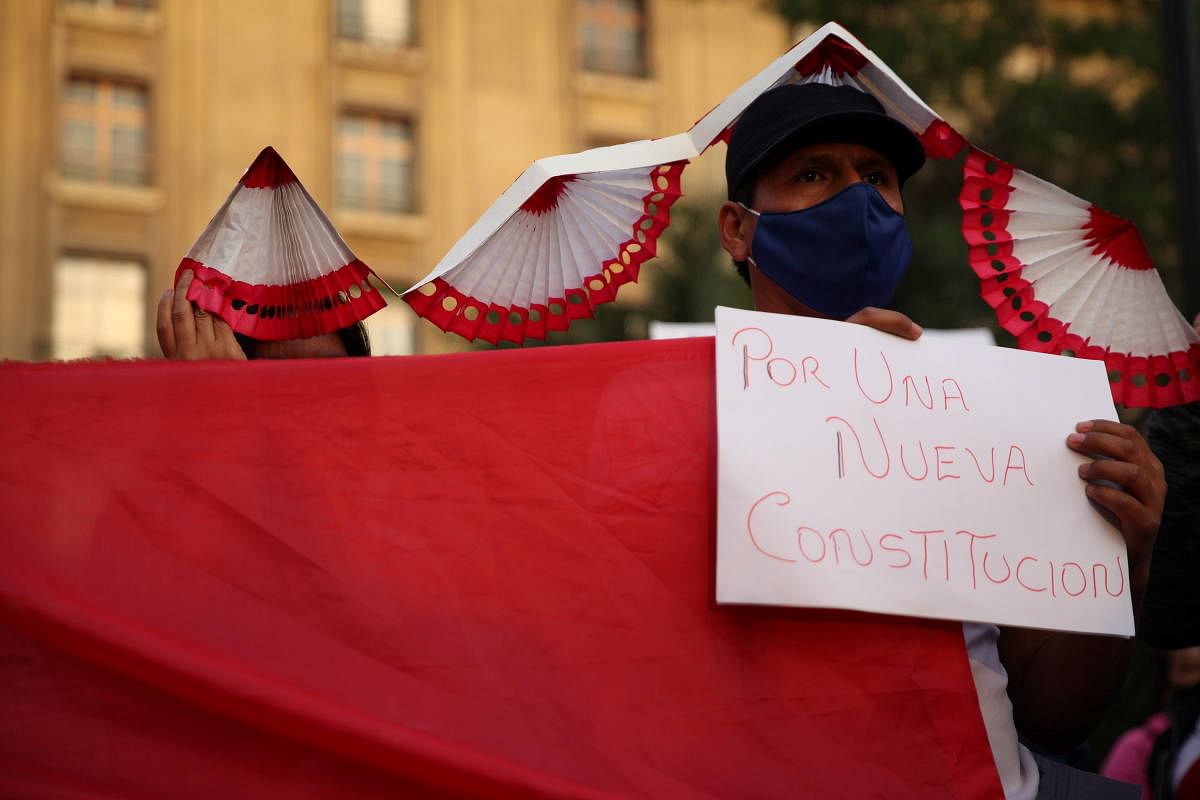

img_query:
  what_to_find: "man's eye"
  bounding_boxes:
[865,172,886,186]
[796,170,822,183]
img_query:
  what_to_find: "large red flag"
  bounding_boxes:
[0,338,1001,798]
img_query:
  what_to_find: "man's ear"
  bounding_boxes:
[718,201,752,263]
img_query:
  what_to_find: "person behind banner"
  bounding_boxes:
[156,268,370,360]
[717,82,1164,800]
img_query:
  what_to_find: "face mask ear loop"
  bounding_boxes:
[736,202,761,269]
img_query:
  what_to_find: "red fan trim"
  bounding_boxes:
[520,175,577,215]
[178,258,385,342]
[792,36,964,162]
[690,99,733,152]
[1083,205,1155,271]
[794,35,867,78]
[918,119,968,160]
[240,147,300,189]
[959,146,1199,408]
[710,124,734,151]
[405,160,686,345]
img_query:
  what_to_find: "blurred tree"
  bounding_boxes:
[642,198,753,324]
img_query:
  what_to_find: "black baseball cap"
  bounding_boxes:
[725,83,926,201]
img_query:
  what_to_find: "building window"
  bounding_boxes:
[579,0,647,77]
[60,76,150,185]
[336,0,415,49]
[52,256,147,360]
[337,112,415,214]
[364,299,417,355]
[64,0,157,9]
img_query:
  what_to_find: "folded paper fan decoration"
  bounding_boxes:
[705,26,967,159]
[177,146,386,341]
[960,146,1200,408]
[406,162,684,344]
[404,22,965,345]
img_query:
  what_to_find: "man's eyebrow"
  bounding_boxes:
[787,152,838,169]
[856,156,894,172]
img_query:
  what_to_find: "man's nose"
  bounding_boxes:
[834,165,864,191]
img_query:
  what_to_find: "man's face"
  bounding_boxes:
[719,141,903,316]
[251,333,349,359]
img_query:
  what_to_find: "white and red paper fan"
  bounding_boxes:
[178,146,385,341]
[961,146,1200,407]
[404,22,966,345]
[406,162,683,344]
[700,28,967,160]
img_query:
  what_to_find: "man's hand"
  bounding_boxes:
[845,306,923,340]
[1003,421,1163,752]
[156,269,245,360]
[1068,419,1165,585]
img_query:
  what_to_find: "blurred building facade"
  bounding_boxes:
[0,0,787,360]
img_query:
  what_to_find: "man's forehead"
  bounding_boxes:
[766,141,897,173]
[253,333,349,359]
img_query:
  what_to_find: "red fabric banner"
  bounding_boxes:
[0,338,1001,798]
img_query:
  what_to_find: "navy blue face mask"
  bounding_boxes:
[742,182,914,319]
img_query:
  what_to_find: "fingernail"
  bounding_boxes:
[1067,433,1085,446]
[161,288,172,300]
[1076,420,1094,432]
[912,323,923,336]
[1085,484,1098,495]
[1077,463,1089,477]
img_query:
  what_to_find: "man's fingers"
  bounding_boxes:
[1068,419,1164,558]
[1068,428,1163,507]
[156,288,177,358]
[213,318,247,360]
[1073,419,1163,474]
[192,300,216,345]
[171,270,198,354]
[163,270,245,361]
[1077,458,1143,492]
[1066,430,1138,463]
[845,307,923,340]
[1074,419,1138,439]
[1070,421,1164,477]
[1084,483,1157,561]
[1086,482,1145,521]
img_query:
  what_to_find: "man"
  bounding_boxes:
[718,82,1165,799]
[156,268,370,360]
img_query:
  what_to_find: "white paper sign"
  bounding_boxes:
[650,321,998,346]
[715,306,1134,636]
[648,321,716,340]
